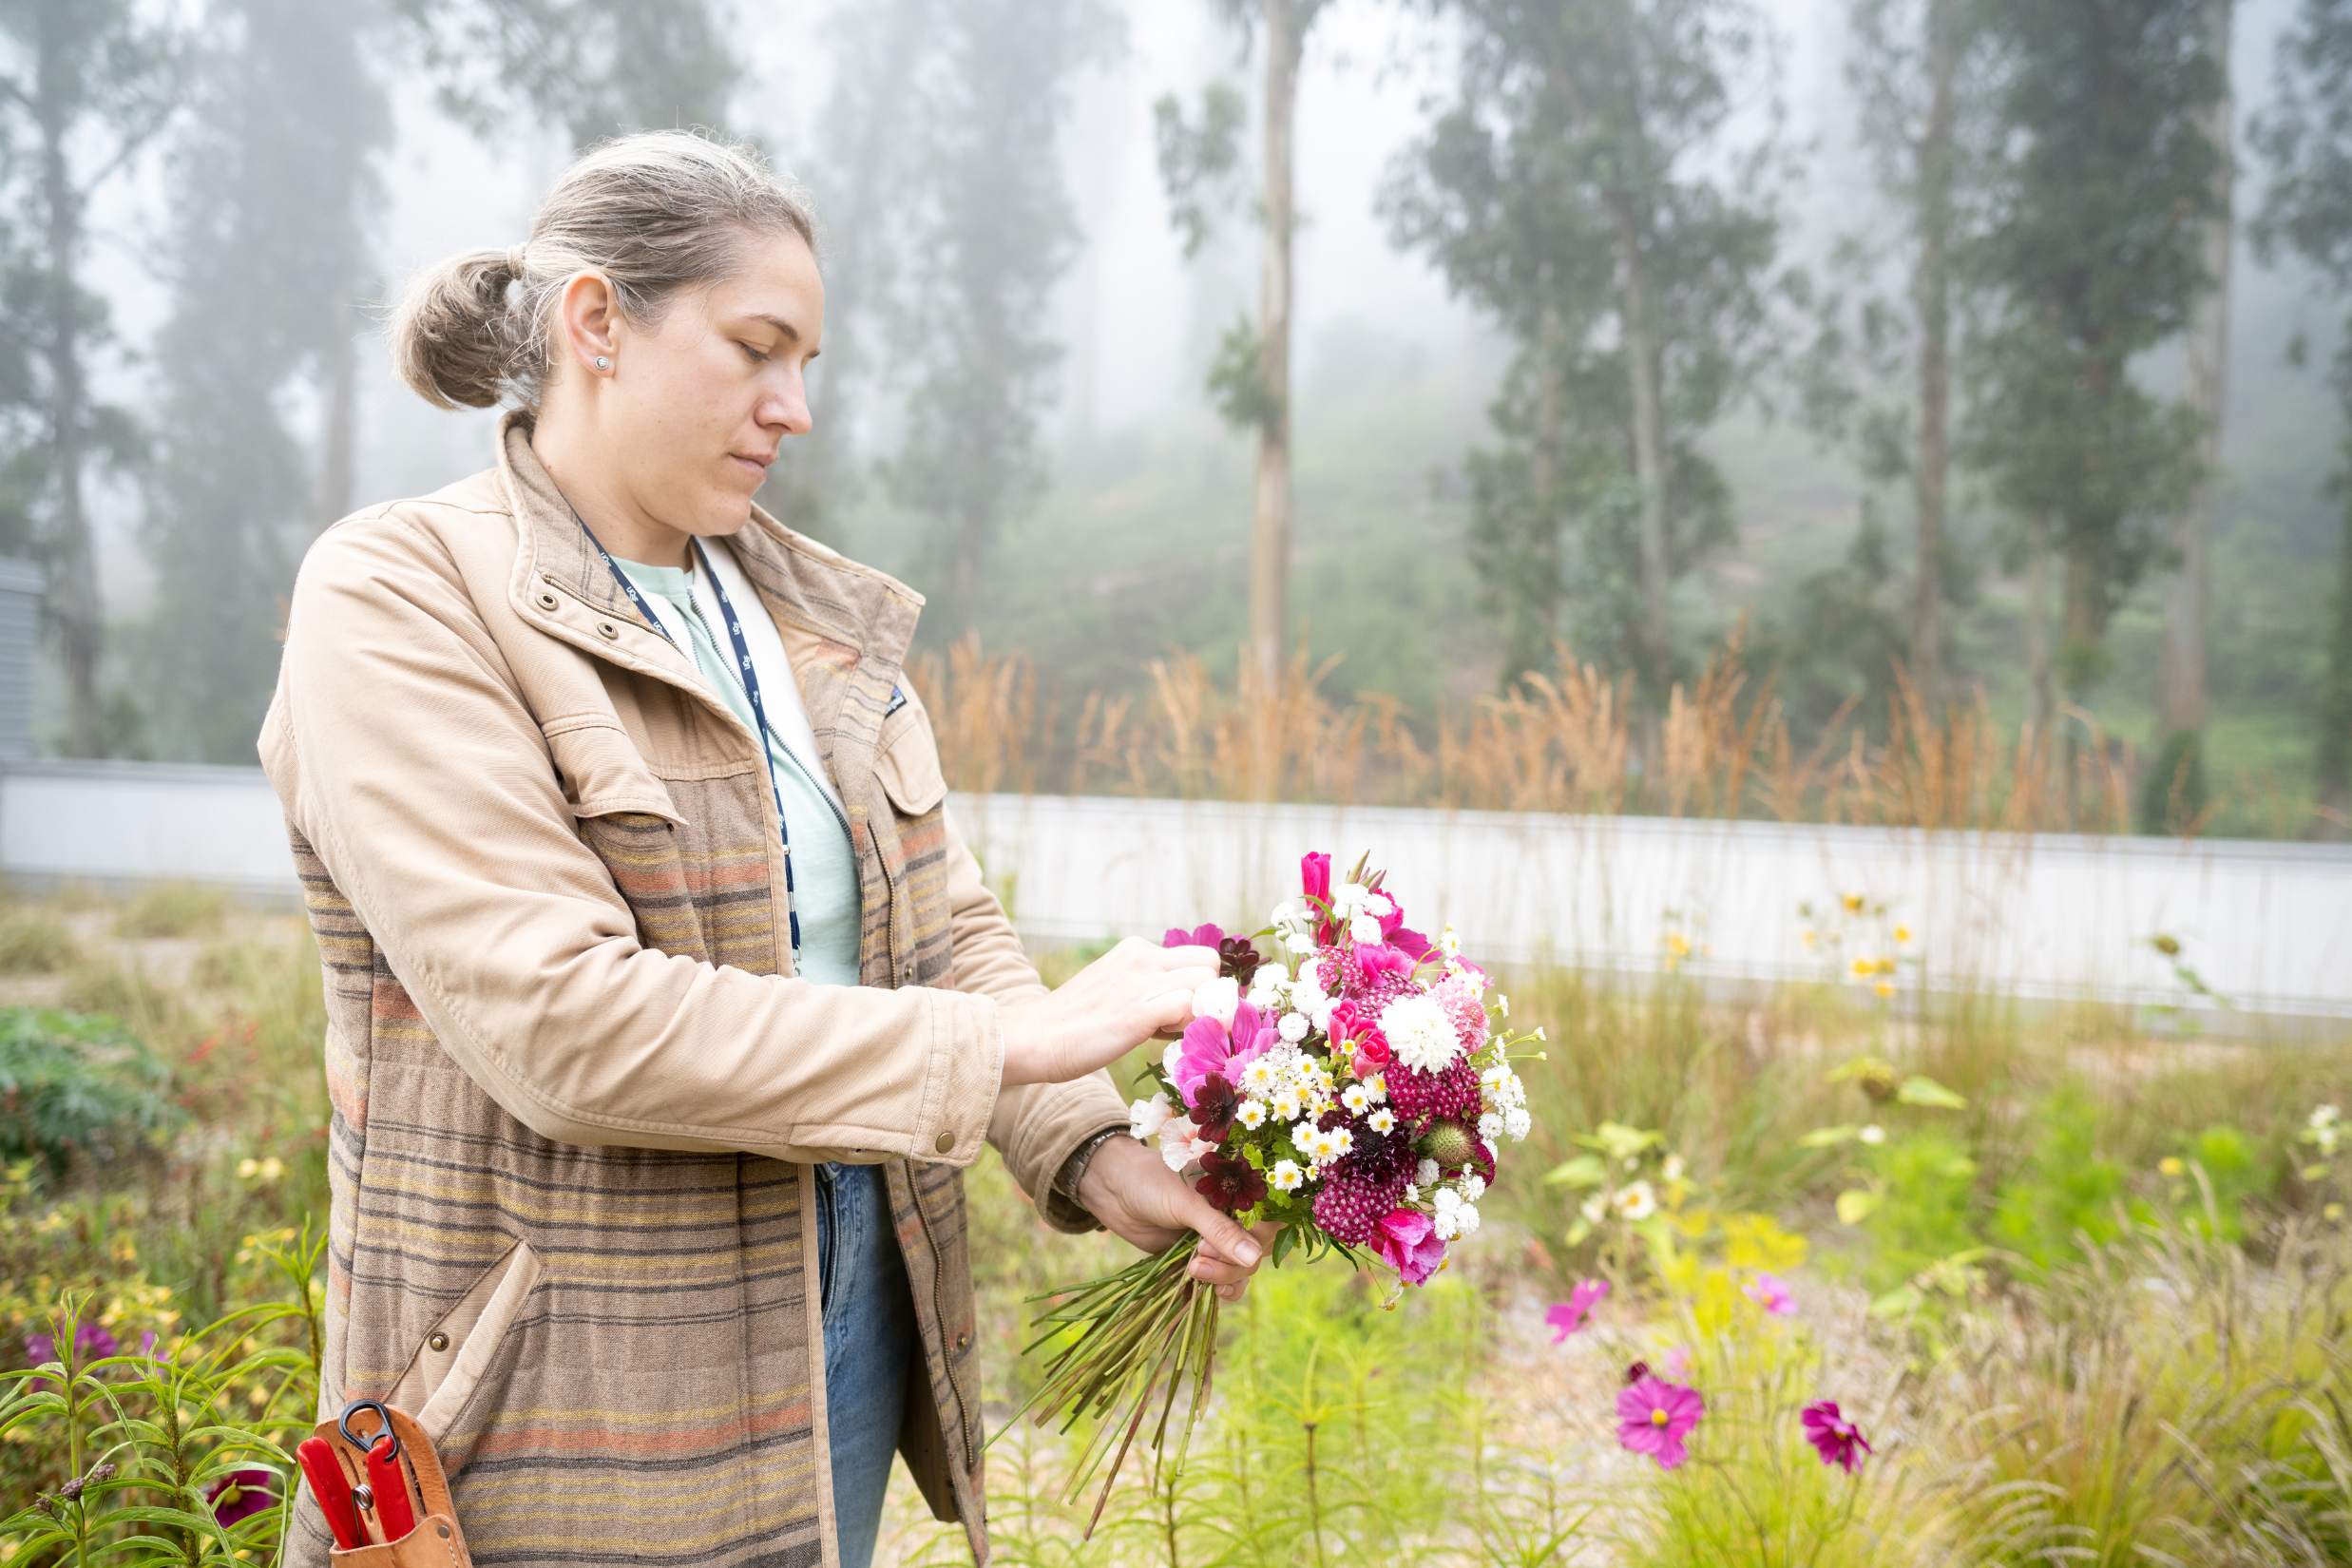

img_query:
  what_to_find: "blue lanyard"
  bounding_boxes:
[563,506,803,957]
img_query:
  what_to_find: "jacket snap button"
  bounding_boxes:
[428,1330,449,1352]
[597,620,620,639]
[933,1130,955,1154]
[535,590,558,611]
[954,1329,969,1349]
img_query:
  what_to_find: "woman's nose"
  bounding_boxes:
[760,377,812,437]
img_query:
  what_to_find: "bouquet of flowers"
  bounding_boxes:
[996,850,1543,1529]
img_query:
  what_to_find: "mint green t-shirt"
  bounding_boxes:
[610,552,863,988]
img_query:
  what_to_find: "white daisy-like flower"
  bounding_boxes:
[1417,1157,1441,1186]
[1291,1117,1321,1149]
[1365,1073,1388,1100]
[1859,1124,1887,1146]
[1278,1010,1310,1043]
[1380,993,1462,1074]
[1439,923,1462,956]
[1235,1098,1267,1130]
[1613,1181,1658,1221]
[1341,1082,1372,1114]
[1241,1058,1277,1094]
[1271,1089,1303,1123]
[1193,976,1240,1028]
[1327,1125,1354,1159]
[1368,1106,1396,1135]
[1349,912,1384,944]
[1128,1093,1174,1140]
[1269,1158,1305,1192]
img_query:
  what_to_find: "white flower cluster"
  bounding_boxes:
[1292,1119,1354,1170]
[1246,953,1335,1036]
[1240,1047,1340,1128]
[1380,992,1461,1074]
[1431,1184,1482,1241]
[1477,1063,1534,1144]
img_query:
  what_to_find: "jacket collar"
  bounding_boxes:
[493,406,927,687]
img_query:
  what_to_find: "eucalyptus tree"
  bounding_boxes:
[1379,0,1789,700]
[2251,0,2352,832]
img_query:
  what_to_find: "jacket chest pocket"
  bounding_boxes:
[870,713,953,985]
[542,717,713,960]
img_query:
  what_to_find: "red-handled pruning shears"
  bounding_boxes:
[296,1436,366,1550]
[336,1397,417,1543]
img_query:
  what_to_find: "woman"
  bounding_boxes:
[258,128,1276,1568]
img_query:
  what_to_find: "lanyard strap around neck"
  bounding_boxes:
[564,505,804,958]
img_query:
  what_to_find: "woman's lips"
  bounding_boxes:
[729,454,768,480]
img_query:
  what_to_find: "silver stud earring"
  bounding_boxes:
[594,354,611,372]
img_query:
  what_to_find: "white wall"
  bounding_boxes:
[7,762,2347,1023]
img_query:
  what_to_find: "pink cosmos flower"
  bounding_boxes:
[1371,1207,1447,1285]
[1172,1003,1278,1107]
[1802,1400,1872,1473]
[1162,922,1226,950]
[1659,1345,1693,1380]
[1744,1272,1796,1316]
[1616,1374,1705,1470]
[1545,1278,1611,1342]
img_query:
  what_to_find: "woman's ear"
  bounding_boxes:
[555,271,621,377]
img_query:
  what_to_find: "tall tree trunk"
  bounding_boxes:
[34,19,100,759]
[1250,0,1300,696]
[2025,510,2057,823]
[1528,300,1567,679]
[2319,476,2352,840]
[1616,217,1672,702]
[1911,0,1957,711]
[315,279,360,525]
[2160,0,2231,739]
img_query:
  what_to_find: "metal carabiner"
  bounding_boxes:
[336,1396,402,1465]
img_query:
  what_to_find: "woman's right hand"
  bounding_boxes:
[997,938,1223,1086]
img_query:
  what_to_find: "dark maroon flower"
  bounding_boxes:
[207,1466,278,1526]
[1195,1149,1268,1214]
[1163,922,1225,951]
[1802,1401,1872,1473]
[1625,1360,1651,1385]
[1216,935,1263,985]
[1191,1073,1242,1143]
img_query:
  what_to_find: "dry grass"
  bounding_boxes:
[909,633,2286,835]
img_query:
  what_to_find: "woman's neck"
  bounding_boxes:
[528,410,692,567]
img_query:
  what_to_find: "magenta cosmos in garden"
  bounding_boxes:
[1545,1278,1610,1341]
[1803,1400,1872,1472]
[1617,1373,1706,1469]
[1744,1272,1796,1315]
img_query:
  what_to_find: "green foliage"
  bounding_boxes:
[111,883,228,942]
[2136,726,2211,834]
[1151,80,1247,260]
[0,1009,182,1182]
[1989,1086,2151,1272]
[1850,1127,1980,1295]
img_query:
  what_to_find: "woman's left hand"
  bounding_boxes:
[1073,1135,1282,1304]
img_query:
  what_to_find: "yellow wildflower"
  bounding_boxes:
[1842,892,1865,914]
[1893,924,1913,945]
[2159,1157,2185,1177]
[1873,980,1895,999]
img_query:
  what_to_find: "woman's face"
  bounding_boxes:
[602,229,825,538]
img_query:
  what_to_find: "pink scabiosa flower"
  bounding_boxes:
[1545,1278,1611,1342]
[1616,1374,1705,1470]
[1370,1206,1447,1285]
[1802,1401,1871,1472]
[1744,1272,1796,1316]
[207,1466,278,1526]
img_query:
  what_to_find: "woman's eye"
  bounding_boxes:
[739,343,771,365]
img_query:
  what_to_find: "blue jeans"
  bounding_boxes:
[813,1160,916,1568]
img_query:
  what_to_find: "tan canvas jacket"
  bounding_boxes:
[256,408,1131,1568]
